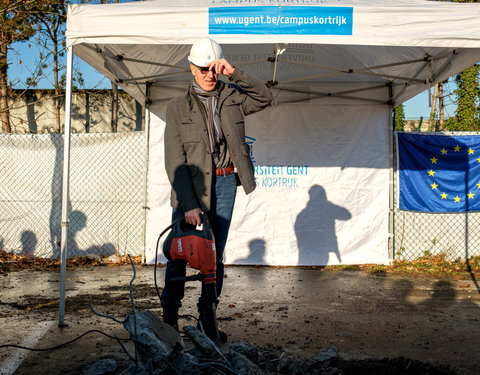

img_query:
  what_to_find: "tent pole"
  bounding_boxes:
[393,60,432,103]
[120,70,189,84]
[388,84,395,263]
[141,83,152,264]
[270,45,285,86]
[115,55,188,71]
[431,50,459,82]
[59,46,73,327]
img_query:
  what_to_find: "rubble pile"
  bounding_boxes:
[82,310,455,375]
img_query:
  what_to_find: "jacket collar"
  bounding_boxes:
[186,79,231,109]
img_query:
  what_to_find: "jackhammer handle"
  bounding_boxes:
[170,273,203,283]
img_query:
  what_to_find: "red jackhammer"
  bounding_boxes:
[161,214,221,345]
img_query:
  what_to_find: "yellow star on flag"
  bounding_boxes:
[431,182,438,190]
[477,157,480,163]
[469,148,475,155]
[428,170,435,177]
[454,196,461,203]
[441,192,448,200]
[478,182,480,189]
[454,145,461,152]
[441,148,447,155]
[431,157,437,164]
[468,192,475,199]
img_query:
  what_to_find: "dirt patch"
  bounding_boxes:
[0,251,142,275]
[326,357,455,374]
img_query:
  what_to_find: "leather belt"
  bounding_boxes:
[216,165,234,176]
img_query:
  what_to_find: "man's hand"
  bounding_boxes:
[209,59,235,77]
[184,208,203,226]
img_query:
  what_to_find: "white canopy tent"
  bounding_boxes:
[65,0,480,106]
[60,0,480,322]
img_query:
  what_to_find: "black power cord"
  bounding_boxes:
[0,243,179,370]
[154,222,175,304]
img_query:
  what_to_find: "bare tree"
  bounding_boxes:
[438,81,445,130]
[0,0,38,133]
[31,0,67,133]
[429,83,438,131]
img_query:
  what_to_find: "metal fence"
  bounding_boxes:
[3,128,479,263]
[0,132,145,258]
[392,132,480,262]
[393,209,480,261]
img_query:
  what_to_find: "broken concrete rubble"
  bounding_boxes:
[82,358,117,375]
[81,307,456,375]
[121,311,184,374]
[120,311,266,375]
[106,308,346,375]
[277,346,340,375]
[315,346,339,362]
[182,325,222,358]
[123,311,184,356]
[229,342,259,363]
[228,349,265,375]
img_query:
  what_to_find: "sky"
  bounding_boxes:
[403,83,458,120]
[9,39,459,120]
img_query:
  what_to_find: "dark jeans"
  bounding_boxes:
[161,172,237,308]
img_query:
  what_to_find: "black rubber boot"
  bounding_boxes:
[161,302,179,330]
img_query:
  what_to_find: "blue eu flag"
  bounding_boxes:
[397,132,480,212]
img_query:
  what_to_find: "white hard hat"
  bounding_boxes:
[188,38,224,67]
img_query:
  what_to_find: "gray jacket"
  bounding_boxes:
[164,68,272,213]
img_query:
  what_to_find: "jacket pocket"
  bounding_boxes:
[223,101,244,124]
[179,121,201,143]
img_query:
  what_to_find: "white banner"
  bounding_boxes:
[146,103,390,266]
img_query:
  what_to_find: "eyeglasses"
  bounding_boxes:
[196,65,216,75]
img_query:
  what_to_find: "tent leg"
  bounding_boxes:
[59,46,73,327]
[388,104,395,263]
[141,99,151,264]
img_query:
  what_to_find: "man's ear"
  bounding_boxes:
[190,64,196,76]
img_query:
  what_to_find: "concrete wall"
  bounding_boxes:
[8,89,144,134]
[403,119,434,132]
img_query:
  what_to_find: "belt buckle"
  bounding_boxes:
[216,166,233,176]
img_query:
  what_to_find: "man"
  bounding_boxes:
[161,38,272,335]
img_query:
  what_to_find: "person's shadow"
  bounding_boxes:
[67,211,115,257]
[20,230,37,256]
[295,185,351,265]
[234,238,266,264]
[49,134,116,259]
[416,280,457,312]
